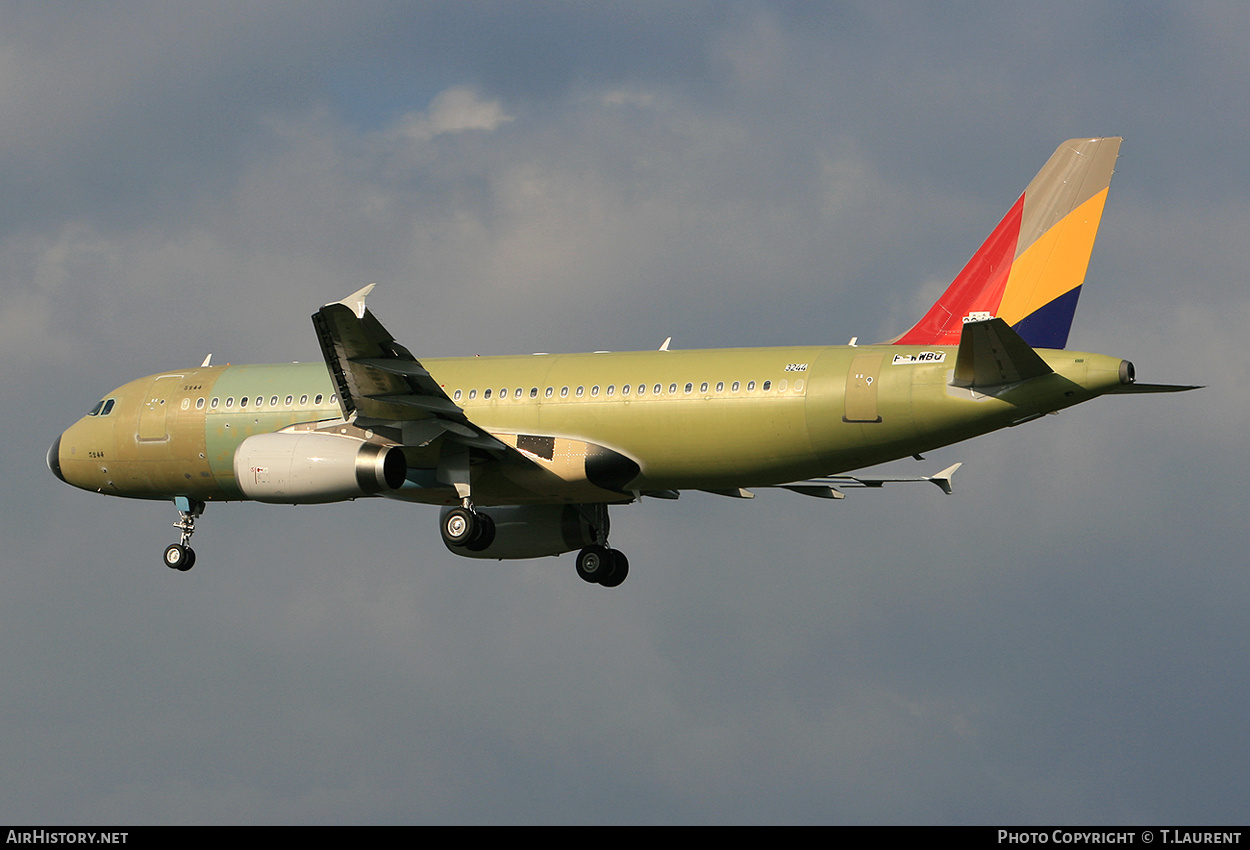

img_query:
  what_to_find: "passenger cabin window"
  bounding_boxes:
[270,396,278,407]
[314,394,323,405]
[453,390,462,401]
[716,381,724,392]
[226,397,235,408]
[300,395,308,405]
[285,395,294,406]
[530,388,538,398]
[762,380,771,391]
[196,398,205,410]
[211,398,220,409]
[687,383,695,394]
[747,381,756,391]
[240,396,248,408]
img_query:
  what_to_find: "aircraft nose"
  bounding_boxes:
[47,435,66,484]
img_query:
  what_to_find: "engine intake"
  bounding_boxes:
[234,432,406,504]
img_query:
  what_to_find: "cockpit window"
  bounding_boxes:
[101,399,115,415]
[88,400,104,416]
[89,399,116,415]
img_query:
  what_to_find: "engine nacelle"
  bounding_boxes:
[234,432,406,504]
[440,505,597,559]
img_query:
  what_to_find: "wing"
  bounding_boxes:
[312,285,535,502]
[313,286,647,506]
[766,463,963,500]
[312,285,502,450]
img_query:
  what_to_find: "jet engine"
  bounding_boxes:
[233,432,406,503]
[439,504,597,559]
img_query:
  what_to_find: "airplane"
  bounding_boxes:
[47,137,1197,587]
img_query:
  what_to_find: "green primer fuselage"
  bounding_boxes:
[53,343,1127,505]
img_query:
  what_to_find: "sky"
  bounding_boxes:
[3,1,1247,824]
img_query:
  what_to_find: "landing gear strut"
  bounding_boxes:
[575,505,629,588]
[164,497,204,571]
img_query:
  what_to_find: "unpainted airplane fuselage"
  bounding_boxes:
[51,343,1128,506]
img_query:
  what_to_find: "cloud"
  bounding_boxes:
[394,86,513,143]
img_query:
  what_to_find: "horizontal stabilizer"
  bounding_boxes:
[1106,382,1203,394]
[952,318,1053,389]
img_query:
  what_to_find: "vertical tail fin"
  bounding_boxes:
[895,137,1122,349]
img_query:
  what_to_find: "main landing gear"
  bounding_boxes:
[575,504,629,588]
[440,502,496,551]
[576,545,629,588]
[163,497,204,572]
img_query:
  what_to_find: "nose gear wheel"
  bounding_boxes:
[164,497,204,571]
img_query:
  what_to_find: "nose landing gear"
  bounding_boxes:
[164,497,204,571]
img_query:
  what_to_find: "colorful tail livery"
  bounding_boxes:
[896,137,1121,349]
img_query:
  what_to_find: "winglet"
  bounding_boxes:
[328,283,377,319]
[929,463,961,495]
